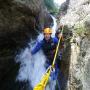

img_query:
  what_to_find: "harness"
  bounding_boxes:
[42,38,57,64]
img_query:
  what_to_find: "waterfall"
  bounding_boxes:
[16,16,57,90]
[51,15,57,37]
[16,47,46,88]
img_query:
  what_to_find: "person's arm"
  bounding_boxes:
[53,37,58,44]
[31,41,42,55]
[58,35,64,48]
[54,36,64,48]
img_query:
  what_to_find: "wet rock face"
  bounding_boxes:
[59,0,70,15]
[0,0,53,90]
[80,38,90,90]
[61,0,90,27]
[60,0,90,90]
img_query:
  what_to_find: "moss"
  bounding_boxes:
[74,23,86,36]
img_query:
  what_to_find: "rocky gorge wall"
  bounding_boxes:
[0,0,90,90]
[59,0,90,90]
[0,0,53,90]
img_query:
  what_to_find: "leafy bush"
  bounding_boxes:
[44,0,59,14]
[74,23,86,36]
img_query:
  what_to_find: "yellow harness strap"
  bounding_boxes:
[34,67,51,90]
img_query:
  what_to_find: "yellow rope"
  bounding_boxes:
[34,67,51,90]
[52,26,64,67]
[52,36,61,67]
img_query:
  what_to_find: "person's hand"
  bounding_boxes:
[58,33,63,39]
[50,65,55,72]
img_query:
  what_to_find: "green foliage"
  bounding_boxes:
[44,0,59,14]
[74,24,86,36]
[44,0,54,9]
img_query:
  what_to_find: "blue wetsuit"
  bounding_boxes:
[31,37,60,81]
[31,37,58,64]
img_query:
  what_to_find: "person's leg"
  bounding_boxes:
[59,51,63,60]
[45,60,58,90]
[49,78,56,90]
[54,60,61,90]
[48,64,60,90]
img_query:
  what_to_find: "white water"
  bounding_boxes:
[16,16,57,89]
[16,48,46,88]
[51,15,57,37]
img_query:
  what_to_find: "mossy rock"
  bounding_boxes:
[74,22,86,36]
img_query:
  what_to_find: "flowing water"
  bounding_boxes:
[16,16,57,90]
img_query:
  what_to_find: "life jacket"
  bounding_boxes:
[42,37,57,64]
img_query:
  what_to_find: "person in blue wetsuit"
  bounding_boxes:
[31,28,62,90]
[31,28,58,67]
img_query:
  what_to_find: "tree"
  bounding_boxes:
[44,0,59,14]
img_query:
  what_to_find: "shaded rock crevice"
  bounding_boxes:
[0,0,53,90]
[58,0,90,89]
